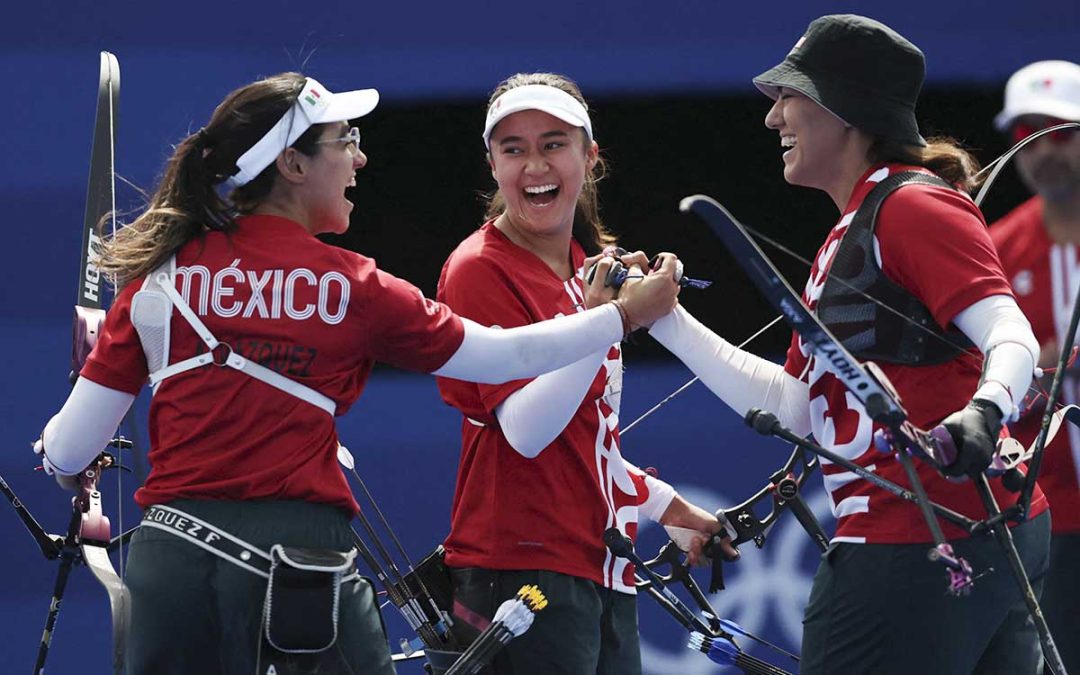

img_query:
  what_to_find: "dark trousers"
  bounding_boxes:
[802,511,1051,675]
[449,567,641,675]
[1042,532,1080,675]
[124,500,394,675]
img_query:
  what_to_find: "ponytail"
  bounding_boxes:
[98,72,322,287]
[868,136,984,193]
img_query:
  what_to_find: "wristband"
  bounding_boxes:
[610,299,633,339]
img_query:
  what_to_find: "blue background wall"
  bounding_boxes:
[1,1,1076,672]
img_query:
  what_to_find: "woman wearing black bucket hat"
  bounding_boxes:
[648,15,1052,674]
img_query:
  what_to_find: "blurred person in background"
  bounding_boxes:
[435,72,731,675]
[989,59,1080,675]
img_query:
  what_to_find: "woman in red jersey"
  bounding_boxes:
[648,15,1052,675]
[33,72,680,675]
[990,60,1080,675]
[436,72,730,674]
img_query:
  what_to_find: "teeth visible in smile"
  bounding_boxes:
[524,184,558,194]
[781,136,796,148]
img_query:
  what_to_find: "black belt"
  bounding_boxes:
[140,504,359,582]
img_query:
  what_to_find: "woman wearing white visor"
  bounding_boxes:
[33,72,681,674]
[435,73,728,674]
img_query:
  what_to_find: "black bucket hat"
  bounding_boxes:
[753,14,927,147]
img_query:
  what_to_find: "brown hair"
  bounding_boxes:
[867,136,984,192]
[482,72,615,255]
[99,72,325,286]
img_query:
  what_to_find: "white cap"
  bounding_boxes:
[229,77,379,187]
[482,84,593,150]
[995,60,1080,130]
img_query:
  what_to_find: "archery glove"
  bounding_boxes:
[940,398,1003,479]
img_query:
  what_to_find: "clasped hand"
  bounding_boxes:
[581,247,682,329]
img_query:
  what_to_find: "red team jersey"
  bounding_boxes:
[992,196,1080,533]
[82,215,464,514]
[437,222,660,593]
[784,164,1047,543]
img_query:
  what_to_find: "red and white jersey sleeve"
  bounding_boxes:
[437,222,644,593]
[82,281,150,394]
[783,165,1047,544]
[81,214,463,515]
[356,264,465,373]
[992,196,1080,533]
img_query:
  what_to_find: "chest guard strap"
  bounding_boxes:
[817,171,974,366]
[130,257,336,416]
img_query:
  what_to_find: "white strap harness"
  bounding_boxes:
[133,258,336,417]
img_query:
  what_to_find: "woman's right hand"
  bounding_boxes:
[616,252,681,328]
[582,253,620,309]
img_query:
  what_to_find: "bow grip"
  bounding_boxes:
[71,306,106,383]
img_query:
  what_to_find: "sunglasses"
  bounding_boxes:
[317,126,362,154]
[1011,118,1076,146]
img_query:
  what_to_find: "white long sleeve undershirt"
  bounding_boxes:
[434,305,624,383]
[495,348,610,458]
[491,343,678,521]
[41,378,135,476]
[648,305,812,436]
[951,294,1038,421]
[495,362,678,519]
[647,294,1038,433]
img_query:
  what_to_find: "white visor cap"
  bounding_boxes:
[229,77,379,187]
[482,84,593,150]
[994,60,1080,131]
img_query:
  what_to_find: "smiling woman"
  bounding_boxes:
[482,77,609,263]
[645,14,1052,675]
[31,71,681,674]
[434,72,725,675]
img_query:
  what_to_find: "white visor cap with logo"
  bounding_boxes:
[229,78,380,187]
[994,60,1080,130]
[482,84,593,150]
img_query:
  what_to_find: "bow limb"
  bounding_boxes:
[973,123,1080,208]
[76,454,130,674]
[73,51,117,365]
[71,51,129,674]
[629,538,797,672]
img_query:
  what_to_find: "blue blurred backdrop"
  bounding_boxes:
[1,0,1076,673]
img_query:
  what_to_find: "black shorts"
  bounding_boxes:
[801,510,1051,675]
[125,499,394,675]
